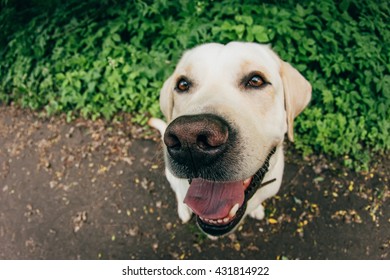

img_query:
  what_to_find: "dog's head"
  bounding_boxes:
[159,42,311,236]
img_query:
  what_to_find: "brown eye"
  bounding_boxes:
[176,78,190,92]
[247,75,265,88]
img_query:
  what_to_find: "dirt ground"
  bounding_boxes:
[0,105,389,260]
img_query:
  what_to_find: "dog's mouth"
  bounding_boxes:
[183,147,276,236]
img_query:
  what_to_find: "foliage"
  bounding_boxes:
[0,0,388,169]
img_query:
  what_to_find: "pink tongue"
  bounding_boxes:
[183,178,245,220]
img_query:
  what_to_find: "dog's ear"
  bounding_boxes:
[280,61,312,142]
[159,76,174,122]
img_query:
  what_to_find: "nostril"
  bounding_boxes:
[196,134,211,150]
[196,132,228,151]
[164,133,181,149]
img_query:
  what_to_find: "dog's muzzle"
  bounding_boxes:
[163,113,277,236]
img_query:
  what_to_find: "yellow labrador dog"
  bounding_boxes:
[149,42,311,237]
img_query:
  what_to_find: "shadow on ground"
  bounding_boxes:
[0,105,389,259]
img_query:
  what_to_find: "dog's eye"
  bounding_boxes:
[246,75,265,88]
[176,78,190,92]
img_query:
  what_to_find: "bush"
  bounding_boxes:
[0,0,388,169]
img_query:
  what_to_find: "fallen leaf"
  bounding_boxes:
[268,218,278,224]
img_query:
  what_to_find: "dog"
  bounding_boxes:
[149,42,311,237]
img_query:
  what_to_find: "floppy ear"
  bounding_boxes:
[280,61,312,142]
[159,76,174,122]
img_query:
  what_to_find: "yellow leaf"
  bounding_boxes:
[97,165,107,174]
[348,181,354,191]
[268,218,278,224]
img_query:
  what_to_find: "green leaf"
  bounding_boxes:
[252,25,269,43]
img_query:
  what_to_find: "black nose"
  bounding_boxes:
[164,114,230,166]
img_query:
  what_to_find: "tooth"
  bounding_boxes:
[223,217,229,223]
[217,219,222,224]
[229,203,240,217]
[243,178,251,185]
